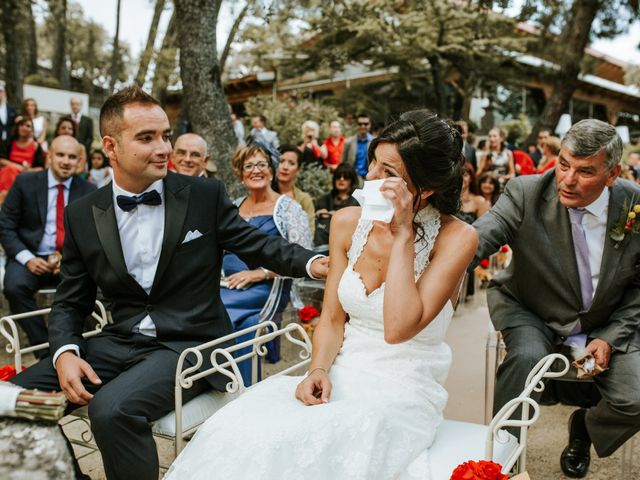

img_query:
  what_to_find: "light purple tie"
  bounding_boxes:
[568,208,593,311]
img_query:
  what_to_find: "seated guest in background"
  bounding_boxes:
[530,128,551,167]
[478,172,501,206]
[320,120,345,172]
[512,149,536,176]
[0,135,95,354]
[173,133,208,178]
[477,127,515,188]
[22,98,48,151]
[222,145,312,385]
[474,119,640,478]
[0,116,46,203]
[314,162,359,248]
[277,144,315,236]
[53,116,87,176]
[299,120,323,167]
[88,150,112,188]
[537,135,561,174]
[457,163,489,225]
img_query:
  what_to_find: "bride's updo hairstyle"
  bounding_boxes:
[368,110,465,215]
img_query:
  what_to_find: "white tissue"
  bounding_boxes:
[0,383,23,416]
[353,179,395,223]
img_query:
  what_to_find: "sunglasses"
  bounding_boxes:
[335,175,351,180]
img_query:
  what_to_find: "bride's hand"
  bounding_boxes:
[380,177,414,236]
[295,369,332,405]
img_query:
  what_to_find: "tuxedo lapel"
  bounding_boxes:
[540,180,582,304]
[591,183,626,306]
[152,173,190,291]
[36,170,48,227]
[91,186,146,295]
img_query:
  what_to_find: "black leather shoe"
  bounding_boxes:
[560,409,591,478]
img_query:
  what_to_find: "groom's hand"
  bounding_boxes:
[310,256,329,279]
[296,370,332,405]
[55,351,102,405]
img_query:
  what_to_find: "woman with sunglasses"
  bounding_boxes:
[220,145,311,385]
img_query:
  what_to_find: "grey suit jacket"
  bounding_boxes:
[473,170,640,352]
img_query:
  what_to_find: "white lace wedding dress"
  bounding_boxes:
[165,205,453,480]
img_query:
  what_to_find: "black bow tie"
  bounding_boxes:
[116,190,162,212]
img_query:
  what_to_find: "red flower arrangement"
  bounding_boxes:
[450,460,508,480]
[500,245,510,253]
[0,365,24,381]
[479,258,490,269]
[298,306,320,323]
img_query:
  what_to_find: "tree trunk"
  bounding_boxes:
[49,0,69,89]
[0,0,25,104]
[135,0,166,86]
[174,0,238,190]
[26,1,39,75]
[152,11,177,101]
[219,3,249,75]
[109,0,122,93]
[526,0,600,145]
[428,55,448,116]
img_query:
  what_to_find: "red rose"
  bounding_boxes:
[298,306,320,323]
[500,245,509,253]
[479,258,490,269]
[450,460,507,480]
[0,365,17,381]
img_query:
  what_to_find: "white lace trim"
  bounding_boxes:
[348,204,441,280]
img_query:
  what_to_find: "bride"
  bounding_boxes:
[165,110,478,479]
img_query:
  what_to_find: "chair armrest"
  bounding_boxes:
[0,300,109,371]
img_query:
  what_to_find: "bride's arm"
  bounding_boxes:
[295,208,356,405]
[380,179,478,344]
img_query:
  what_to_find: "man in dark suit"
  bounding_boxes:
[0,135,96,354]
[474,119,640,478]
[70,96,94,161]
[0,82,17,150]
[11,86,328,480]
[457,120,477,171]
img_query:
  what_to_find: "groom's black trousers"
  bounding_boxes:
[12,333,210,480]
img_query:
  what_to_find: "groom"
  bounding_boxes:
[474,119,640,478]
[11,85,328,480]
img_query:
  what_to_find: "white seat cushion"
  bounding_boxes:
[429,419,518,478]
[152,390,238,437]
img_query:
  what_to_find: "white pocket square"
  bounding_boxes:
[182,229,203,244]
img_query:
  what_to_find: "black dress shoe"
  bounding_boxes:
[560,409,591,478]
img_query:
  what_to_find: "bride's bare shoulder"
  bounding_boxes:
[331,206,360,230]
[436,214,478,255]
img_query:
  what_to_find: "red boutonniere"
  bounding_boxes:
[450,460,508,480]
[609,196,639,249]
[298,306,320,323]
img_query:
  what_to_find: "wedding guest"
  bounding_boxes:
[513,150,536,176]
[477,128,515,188]
[342,113,373,180]
[276,144,315,236]
[250,114,279,151]
[223,144,312,385]
[230,106,245,147]
[69,96,94,161]
[10,85,327,480]
[537,135,561,174]
[320,120,345,172]
[166,109,478,479]
[0,135,95,354]
[88,150,112,188]
[530,128,551,167]
[299,120,323,167]
[53,116,86,177]
[474,119,640,478]
[0,82,17,148]
[314,162,359,248]
[457,120,477,170]
[173,133,208,178]
[22,98,48,151]
[0,116,46,202]
[478,172,500,206]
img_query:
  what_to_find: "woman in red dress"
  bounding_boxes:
[0,116,45,203]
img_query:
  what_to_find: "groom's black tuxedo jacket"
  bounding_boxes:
[48,172,316,388]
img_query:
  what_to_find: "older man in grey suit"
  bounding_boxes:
[474,119,640,478]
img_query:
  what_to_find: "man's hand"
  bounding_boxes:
[26,257,54,276]
[295,369,332,405]
[310,256,329,279]
[585,338,612,369]
[55,351,102,405]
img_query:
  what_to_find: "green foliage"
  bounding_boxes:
[499,114,532,148]
[244,92,342,145]
[296,164,333,201]
[24,74,60,89]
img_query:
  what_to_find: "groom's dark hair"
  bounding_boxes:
[100,85,161,139]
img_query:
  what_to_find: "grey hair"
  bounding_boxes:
[561,119,622,170]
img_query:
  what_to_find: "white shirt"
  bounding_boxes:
[16,170,72,266]
[0,101,7,140]
[53,178,165,366]
[580,187,609,296]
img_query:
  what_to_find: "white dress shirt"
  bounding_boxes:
[52,178,165,366]
[580,187,609,296]
[16,170,72,266]
[0,101,7,137]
